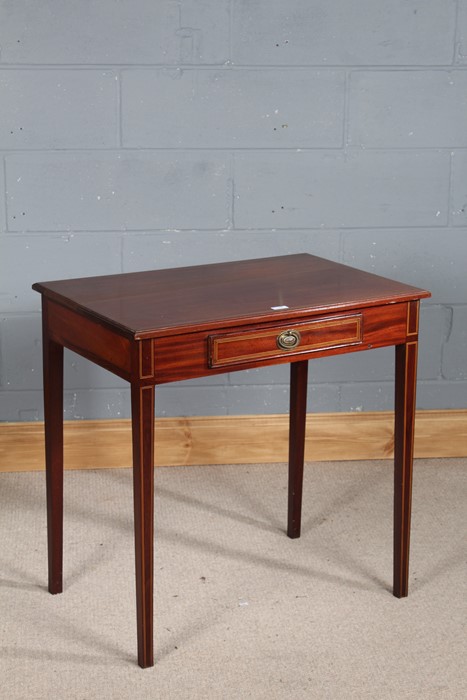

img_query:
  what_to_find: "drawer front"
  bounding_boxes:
[209,314,362,368]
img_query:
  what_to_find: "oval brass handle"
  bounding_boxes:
[277,329,301,350]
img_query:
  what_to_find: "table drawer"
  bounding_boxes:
[209,314,363,368]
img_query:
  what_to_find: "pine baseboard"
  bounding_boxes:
[1,410,466,473]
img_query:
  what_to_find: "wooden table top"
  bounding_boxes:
[33,254,430,339]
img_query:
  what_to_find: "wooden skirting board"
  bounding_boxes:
[0,410,466,473]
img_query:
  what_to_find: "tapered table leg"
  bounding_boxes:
[131,383,155,668]
[287,360,309,539]
[393,341,418,598]
[42,300,64,595]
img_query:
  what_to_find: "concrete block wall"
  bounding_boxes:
[0,0,466,421]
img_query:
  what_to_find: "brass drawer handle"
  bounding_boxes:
[277,329,301,350]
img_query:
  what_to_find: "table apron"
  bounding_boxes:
[45,299,132,381]
[151,302,412,385]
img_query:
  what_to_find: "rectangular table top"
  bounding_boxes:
[33,254,430,339]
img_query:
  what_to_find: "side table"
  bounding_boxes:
[33,253,430,667]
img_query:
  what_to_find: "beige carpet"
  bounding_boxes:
[0,458,465,699]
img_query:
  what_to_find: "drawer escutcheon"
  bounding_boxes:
[277,329,301,350]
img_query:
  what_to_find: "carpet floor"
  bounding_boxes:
[0,458,465,699]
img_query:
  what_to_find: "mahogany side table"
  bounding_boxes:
[33,253,430,668]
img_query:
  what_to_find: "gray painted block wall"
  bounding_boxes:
[0,0,466,421]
